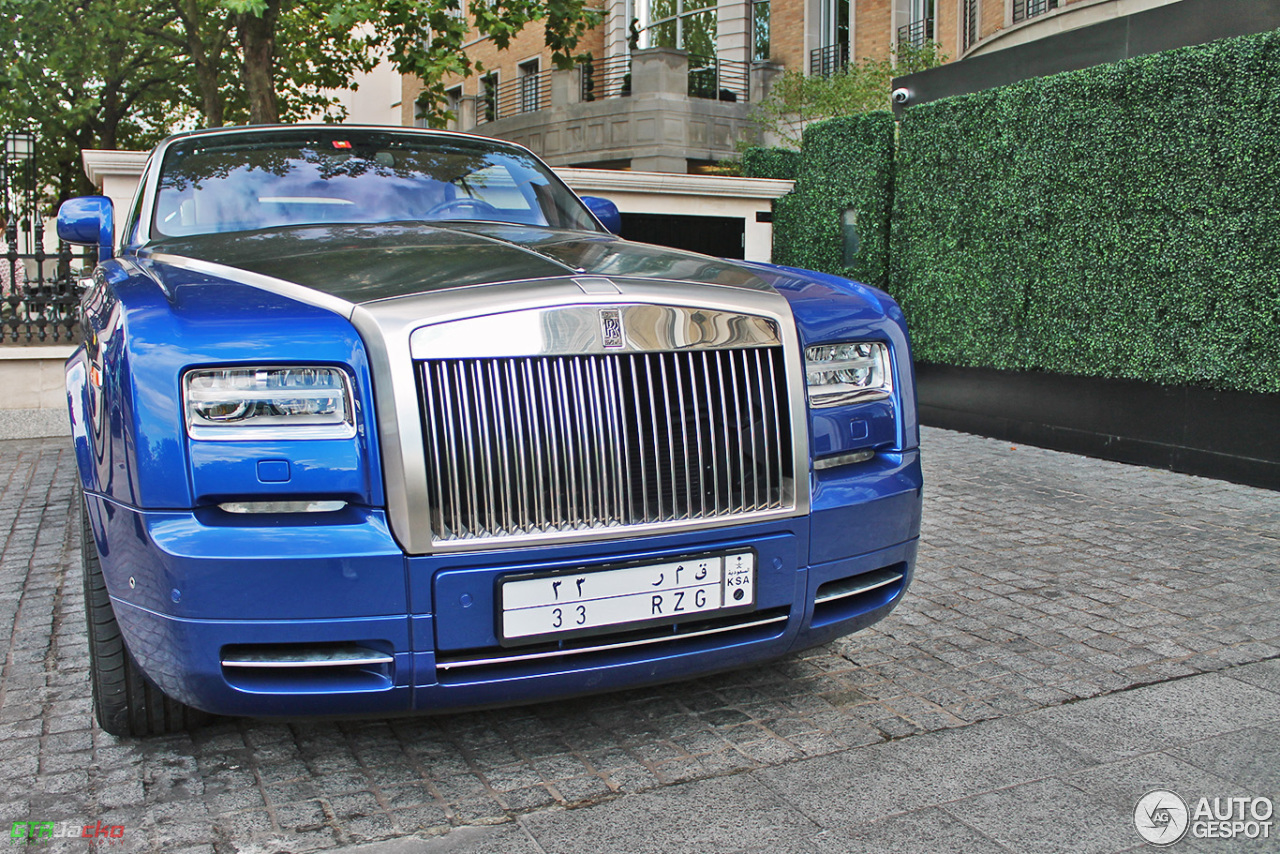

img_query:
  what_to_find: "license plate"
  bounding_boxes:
[499,551,756,646]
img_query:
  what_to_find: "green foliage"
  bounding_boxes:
[739,147,800,181]
[0,0,190,202]
[890,29,1280,394]
[751,41,943,149]
[761,113,896,290]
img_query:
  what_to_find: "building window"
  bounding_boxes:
[480,72,499,123]
[963,0,978,50]
[445,85,463,130]
[752,0,770,62]
[809,0,848,77]
[518,59,541,113]
[895,0,935,48]
[637,0,717,59]
[1012,0,1057,23]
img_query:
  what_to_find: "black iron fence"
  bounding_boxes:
[809,43,849,78]
[1013,0,1058,23]
[2,129,87,345]
[581,56,632,101]
[897,16,935,48]
[475,70,553,125]
[688,56,750,102]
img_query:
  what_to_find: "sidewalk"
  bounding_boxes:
[1,427,1275,853]
[336,661,1280,853]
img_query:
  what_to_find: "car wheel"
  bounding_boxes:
[79,487,212,736]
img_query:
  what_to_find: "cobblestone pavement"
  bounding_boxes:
[1,428,1277,853]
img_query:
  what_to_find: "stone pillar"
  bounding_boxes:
[630,47,690,97]
[551,67,582,108]
[458,96,478,132]
[750,61,783,104]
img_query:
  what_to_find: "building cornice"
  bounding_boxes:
[81,150,150,189]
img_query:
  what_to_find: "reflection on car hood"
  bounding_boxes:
[143,222,772,304]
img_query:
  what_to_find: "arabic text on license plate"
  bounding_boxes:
[500,552,756,644]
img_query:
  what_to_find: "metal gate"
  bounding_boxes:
[2,129,88,344]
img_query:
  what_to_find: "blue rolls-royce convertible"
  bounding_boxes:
[58,126,922,736]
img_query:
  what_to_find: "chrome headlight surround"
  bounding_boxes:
[183,366,355,440]
[805,341,893,408]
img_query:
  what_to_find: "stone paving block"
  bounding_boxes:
[2,431,1279,852]
[346,824,543,854]
[1166,725,1280,797]
[810,808,1011,854]
[754,743,927,830]
[1017,674,1280,763]
[1061,750,1247,820]
[1226,659,1280,696]
[519,772,823,854]
[889,716,1096,801]
[941,777,1133,854]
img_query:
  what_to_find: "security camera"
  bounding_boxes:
[891,87,911,105]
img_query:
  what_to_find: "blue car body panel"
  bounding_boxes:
[63,126,922,722]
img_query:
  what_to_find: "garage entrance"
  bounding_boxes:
[620,212,746,260]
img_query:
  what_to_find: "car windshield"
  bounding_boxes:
[151,129,600,238]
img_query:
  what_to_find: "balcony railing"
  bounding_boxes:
[1013,0,1058,23]
[687,56,750,103]
[809,43,848,78]
[963,0,978,50]
[581,56,632,101]
[1,245,88,345]
[475,70,553,125]
[897,16,935,48]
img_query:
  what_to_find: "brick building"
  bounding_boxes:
[393,0,1184,172]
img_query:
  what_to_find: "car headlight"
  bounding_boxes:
[805,342,892,408]
[184,366,355,439]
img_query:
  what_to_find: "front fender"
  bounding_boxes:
[66,347,98,495]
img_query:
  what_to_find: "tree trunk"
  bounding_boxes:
[174,0,228,127]
[238,0,282,124]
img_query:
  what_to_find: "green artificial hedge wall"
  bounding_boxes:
[890,29,1280,394]
[746,113,896,290]
[740,147,801,181]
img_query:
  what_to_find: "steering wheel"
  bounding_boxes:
[423,197,501,220]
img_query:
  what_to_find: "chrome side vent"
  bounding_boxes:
[812,565,907,628]
[418,347,794,542]
[221,643,395,692]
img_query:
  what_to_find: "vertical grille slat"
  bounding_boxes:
[752,348,775,509]
[419,347,794,542]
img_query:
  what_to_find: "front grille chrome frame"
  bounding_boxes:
[350,278,812,555]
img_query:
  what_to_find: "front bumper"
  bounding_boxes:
[89,451,922,718]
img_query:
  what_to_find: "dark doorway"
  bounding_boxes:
[620,213,745,260]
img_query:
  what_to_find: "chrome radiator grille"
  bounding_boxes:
[418,348,794,541]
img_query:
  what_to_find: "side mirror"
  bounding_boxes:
[581,196,622,235]
[58,196,114,262]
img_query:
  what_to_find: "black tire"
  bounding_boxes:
[79,487,212,736]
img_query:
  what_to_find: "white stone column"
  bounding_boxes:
[81,150,149,244]
[717,0,751,64]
